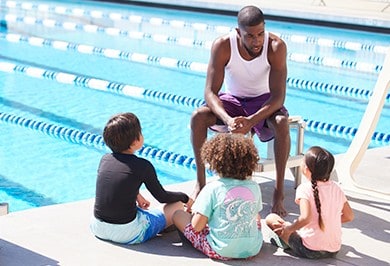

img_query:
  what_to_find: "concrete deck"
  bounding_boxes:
[0,1,389,265]
[135,0,390,29]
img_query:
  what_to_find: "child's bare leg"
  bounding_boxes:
[163,202,185,228]
[172,210,192,233]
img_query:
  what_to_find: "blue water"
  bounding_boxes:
[0,0,389,212]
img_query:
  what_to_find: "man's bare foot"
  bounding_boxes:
[272,189,287,217]
[271,201,287,217]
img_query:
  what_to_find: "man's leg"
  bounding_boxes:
[190,106,217,199]
[267,113,291,217]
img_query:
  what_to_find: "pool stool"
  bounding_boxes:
[209,115,306,187]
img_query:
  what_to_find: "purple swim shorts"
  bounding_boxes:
[214,93,289,142]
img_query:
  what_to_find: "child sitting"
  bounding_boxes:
[265,146,354,259]
[173,133,263,260]
[90,112,192,244]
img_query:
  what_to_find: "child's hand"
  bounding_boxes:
[184,197,194,213]
[274,221,292,236]
[136,193,150,209]
[256,213,262,229]
[272,220,285,236]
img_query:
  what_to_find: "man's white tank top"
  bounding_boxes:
[224,30,270,97]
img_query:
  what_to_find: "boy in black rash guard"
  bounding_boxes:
[90,112,192,244]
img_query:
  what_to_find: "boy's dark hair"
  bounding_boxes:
[201,133,259,180]
[304,146,335,231]
[103,112,141,153]
[237,5,265,29]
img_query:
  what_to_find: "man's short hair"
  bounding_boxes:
[237,6,264,28]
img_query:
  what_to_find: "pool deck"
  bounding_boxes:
[134,0,390,29]
[1,1,389,266]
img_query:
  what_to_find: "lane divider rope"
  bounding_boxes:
[4,0,233,33]
[0,112,197,169]
[275,32,388,54]
[0,57,389,146]
[286,77,389,103]
[0,32,209,73]
[3,13,214,49]
[0,60,206,108]
[1,14,386,73]
[1,109,388,166]
[1,58,388,113]
[4,0,388,54]
[304,119,390,146]
[0,31,384,77]
[286,53,382,74]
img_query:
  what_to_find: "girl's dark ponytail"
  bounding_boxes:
[304,146,335,231]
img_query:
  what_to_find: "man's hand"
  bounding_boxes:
[228,116,252,135]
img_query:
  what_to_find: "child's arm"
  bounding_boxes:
[256,213,262,229]
[184,197,194,213]
[283,198,311,233]
[341,201,354,223]
[136,193,150,209]
[191,212,208,232]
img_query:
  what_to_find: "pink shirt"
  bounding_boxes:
[295,180,347,252]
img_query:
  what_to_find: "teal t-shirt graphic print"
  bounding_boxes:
[192,178,263,258]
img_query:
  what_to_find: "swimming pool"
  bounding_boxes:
[0,0,389,212]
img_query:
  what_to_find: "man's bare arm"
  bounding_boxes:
[204,36,233,125]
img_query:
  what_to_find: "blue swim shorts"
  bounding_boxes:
[139,207,166,242]
[90,207,166,244]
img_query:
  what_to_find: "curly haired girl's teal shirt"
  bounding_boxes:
[192,177,263,258]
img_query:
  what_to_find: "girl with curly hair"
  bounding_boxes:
[173,133,263,260]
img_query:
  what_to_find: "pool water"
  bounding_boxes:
[0,0,389,212]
